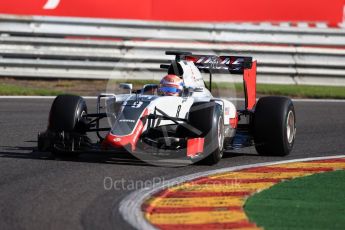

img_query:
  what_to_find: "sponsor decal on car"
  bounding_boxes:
[119,119,136,123]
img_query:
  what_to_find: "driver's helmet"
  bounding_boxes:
[158,74,184,96]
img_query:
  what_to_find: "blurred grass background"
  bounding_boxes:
[1,79,345,99]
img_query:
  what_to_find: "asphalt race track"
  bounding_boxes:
[0,98,344,230]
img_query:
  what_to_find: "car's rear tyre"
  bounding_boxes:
[48,95,88,157]
[253,96,296,156]
[188,101,224,165]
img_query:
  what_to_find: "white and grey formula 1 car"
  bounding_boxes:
[38,51,296,165]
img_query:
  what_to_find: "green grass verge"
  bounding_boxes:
[1,80,345,98]
[255,84,345,99]
[115,80,345,99]
[211,83,345,99]
[244,170,345,230]
[0,83,63,96]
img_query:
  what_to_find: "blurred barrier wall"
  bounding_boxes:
[1,15,345,86]
[0,0,344,24]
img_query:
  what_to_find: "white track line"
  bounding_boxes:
[119,155,345,230]
[292,98,345,103]
[231,98,345,103]
[1,96,345,103]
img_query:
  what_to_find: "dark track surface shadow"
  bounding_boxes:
[0,144,156,167]
[0,143,257,168]
[222,151,258,158]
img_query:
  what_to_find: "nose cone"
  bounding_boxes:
[102,133,133,150]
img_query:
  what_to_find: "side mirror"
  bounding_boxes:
[142,84,158,95]
[119,83,133,94]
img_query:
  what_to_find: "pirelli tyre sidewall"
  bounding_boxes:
[48,95,87,133]
[188,101,224,165]
[253,96,296,156]
[47,95,88,156]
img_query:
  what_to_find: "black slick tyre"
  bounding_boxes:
[188,101,224,165]
[48,95,88,157]
[253,96,296,156]
[49,95,87,133]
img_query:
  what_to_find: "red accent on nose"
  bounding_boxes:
[101,109,148,151]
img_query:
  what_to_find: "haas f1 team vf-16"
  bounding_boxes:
[38,51,296,165]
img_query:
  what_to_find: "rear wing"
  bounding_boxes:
[165,51,257,110]
[185,55,253,74]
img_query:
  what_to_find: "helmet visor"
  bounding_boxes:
[159,87,182,94]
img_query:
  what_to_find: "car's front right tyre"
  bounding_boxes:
[46,95,88,157]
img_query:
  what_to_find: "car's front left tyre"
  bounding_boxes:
[187,101,225,165]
